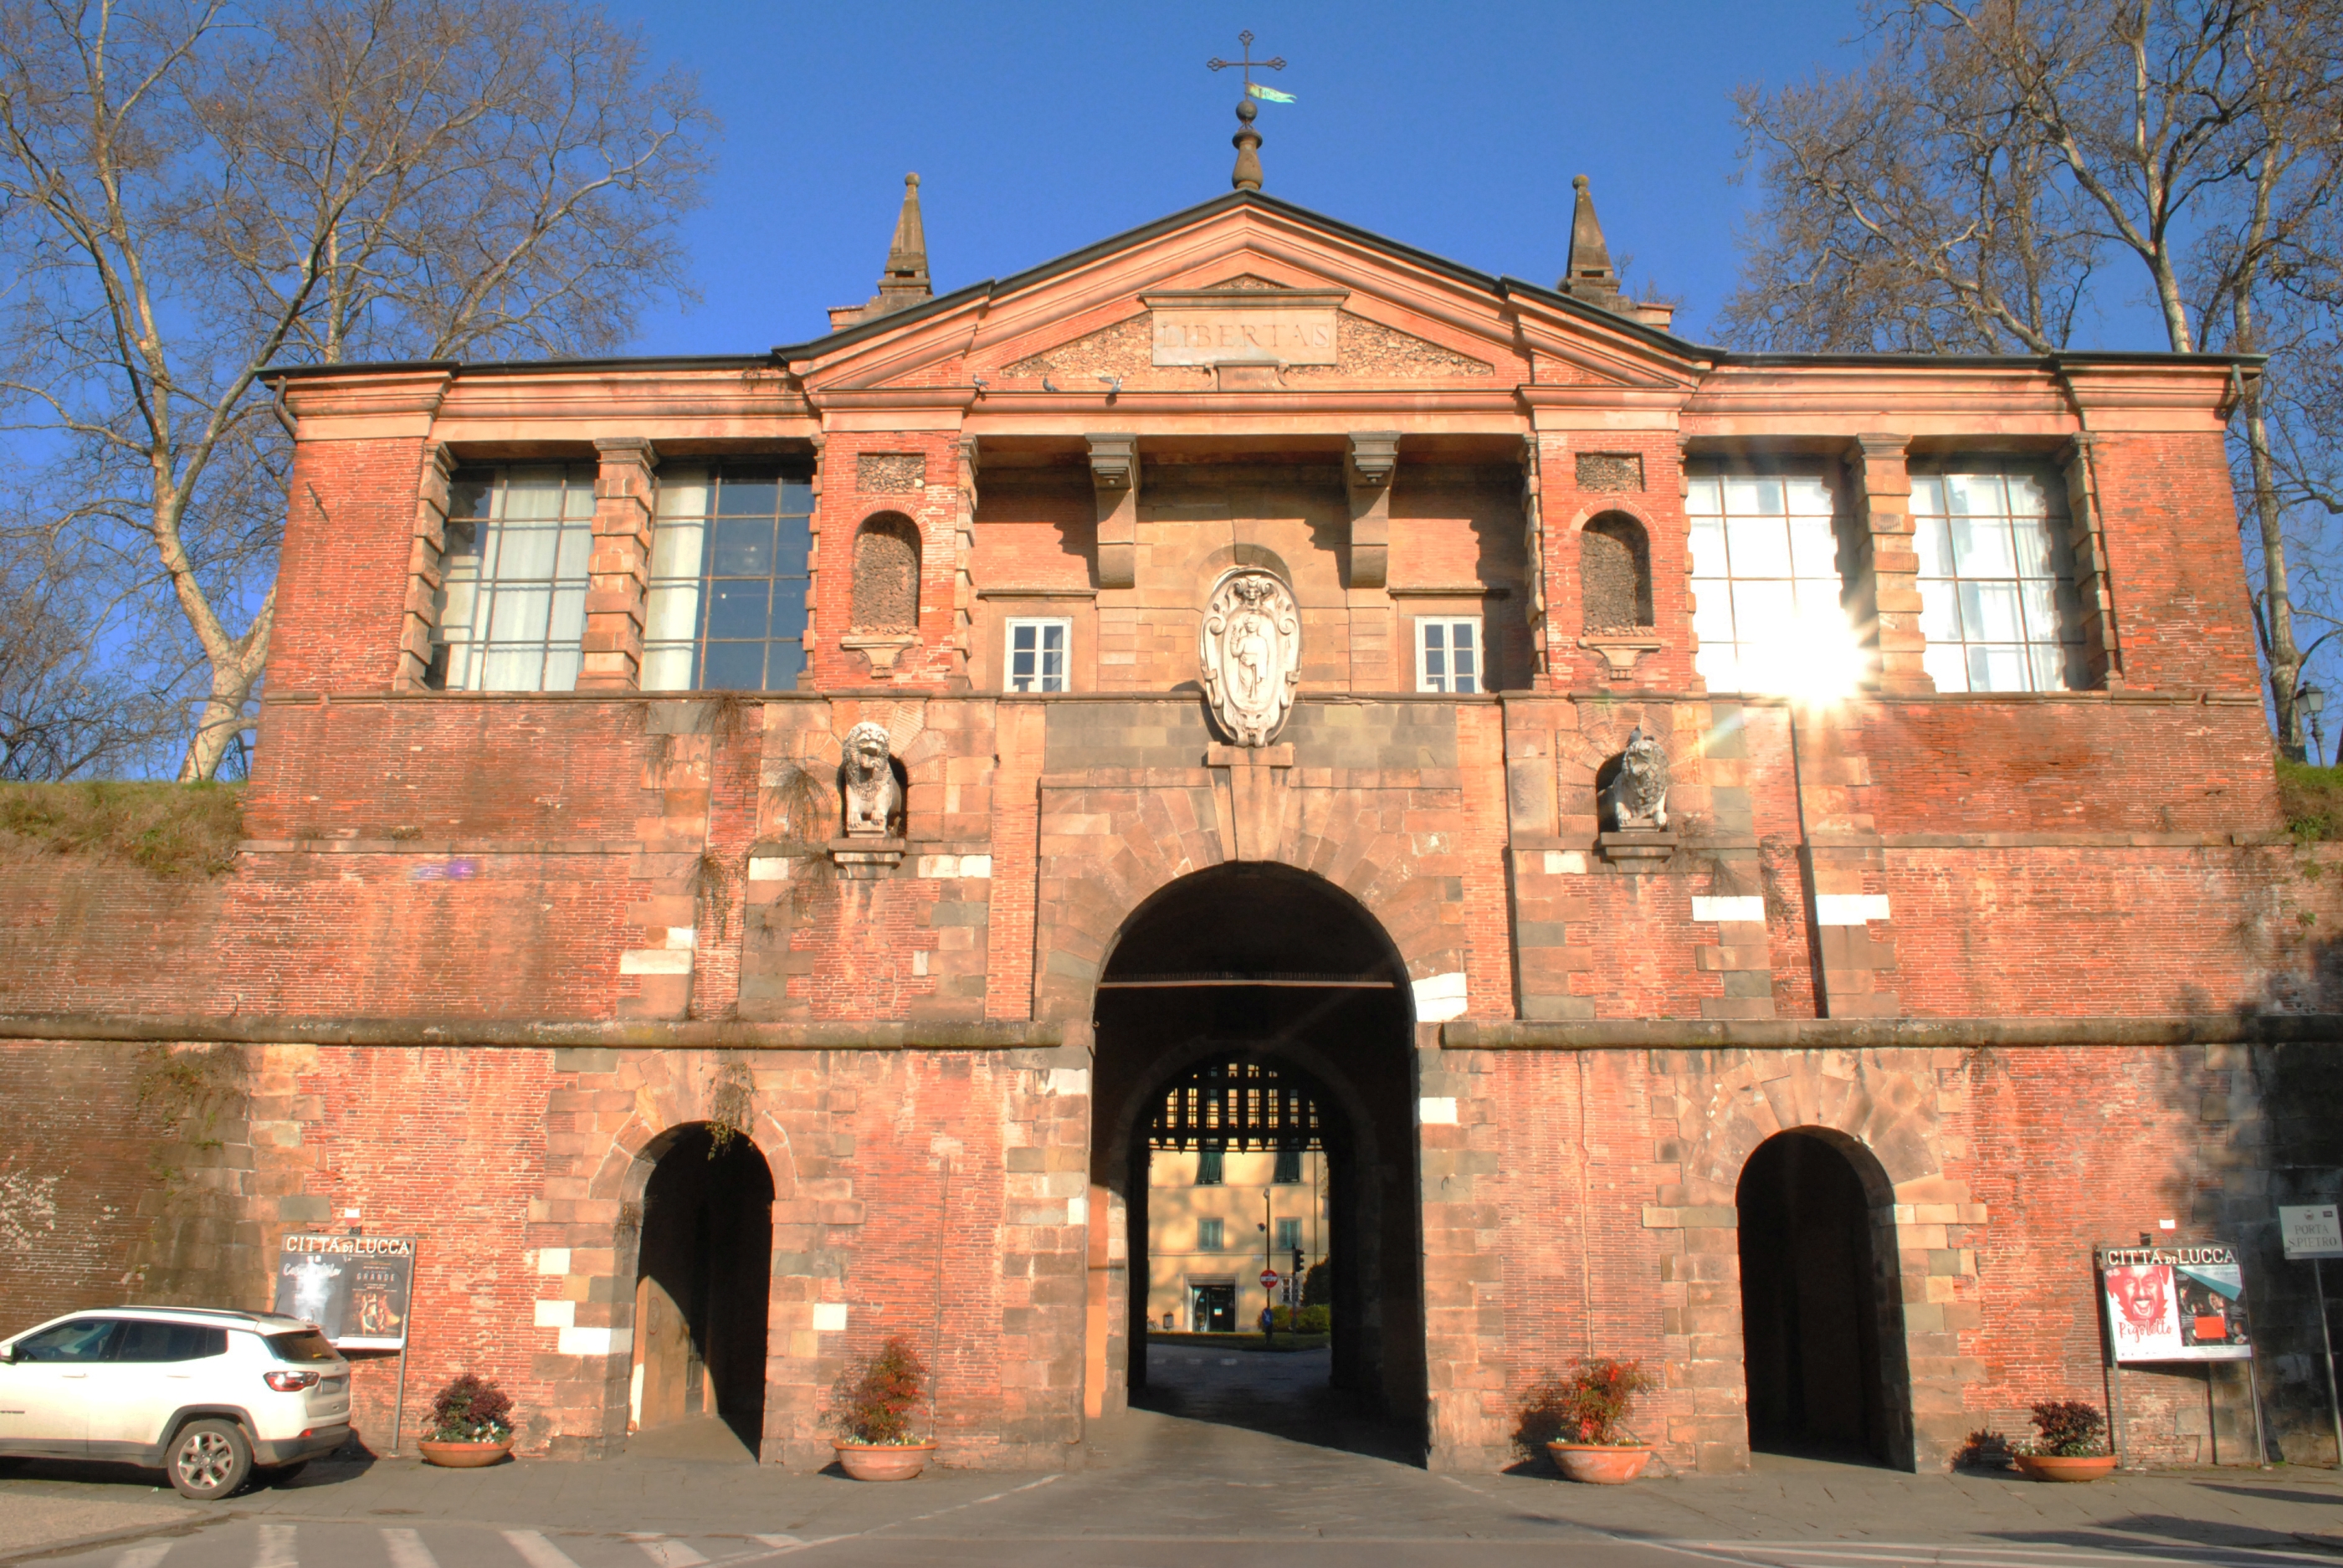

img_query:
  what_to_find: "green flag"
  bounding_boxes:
[1247,82,1295,104]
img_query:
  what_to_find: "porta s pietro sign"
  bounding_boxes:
[2282,1204,2343,1260]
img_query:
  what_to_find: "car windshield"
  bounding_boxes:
[265,1330,341,1363]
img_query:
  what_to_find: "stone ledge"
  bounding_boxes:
[0,1013,1062,1051]
[1443,1015,2343,1050]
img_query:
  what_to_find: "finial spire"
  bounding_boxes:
[1233,99,1263,191]
[1207,31,1285,192]
[872,172,931,313]
[1562,173,1623,309]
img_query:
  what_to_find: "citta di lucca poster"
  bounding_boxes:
[273,1234,416,1350]
[2100,1245,2252,1362]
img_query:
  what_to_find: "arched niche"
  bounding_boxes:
[850,512,920,633]
[1580,511,1653,632]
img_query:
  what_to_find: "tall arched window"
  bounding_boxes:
[850,513,920,633]
[1581,511,1653,632]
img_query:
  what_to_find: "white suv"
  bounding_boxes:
[0,1307,351,1499]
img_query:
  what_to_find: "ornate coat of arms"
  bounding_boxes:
[1199,568,1300,746]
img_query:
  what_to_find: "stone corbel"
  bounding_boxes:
[1346,431,1402,591]
[1575,635,1663,678]
[1089,433,1140,590]
[1207,742,1294,863]
[839,633,916,679]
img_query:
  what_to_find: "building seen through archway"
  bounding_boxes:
[1089,863,1424,1456]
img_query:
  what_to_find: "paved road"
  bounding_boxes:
[5,1347,2340,1568]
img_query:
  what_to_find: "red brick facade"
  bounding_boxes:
[5,191,2338,1476]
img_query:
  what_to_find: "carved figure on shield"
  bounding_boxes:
[1199,568,1300,746]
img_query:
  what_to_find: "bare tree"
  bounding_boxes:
[0,0,716,779]
[1726,0,2343,753]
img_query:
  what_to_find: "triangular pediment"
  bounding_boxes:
[778,192,1710,396]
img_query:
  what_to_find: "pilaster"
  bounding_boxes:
[578,436,658,691]
[394,443,458,691]
[2061,435,2125,691]
[1848,434,1933,694]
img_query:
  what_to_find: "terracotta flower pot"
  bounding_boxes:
[2015,1453,2116,1483]
[833,1440,936,1481]
[418,1437,513,1468]
[1547,1442,1653,1484]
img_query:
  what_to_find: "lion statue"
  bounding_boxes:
[1603,725,1670,832]
[839,721,901,838]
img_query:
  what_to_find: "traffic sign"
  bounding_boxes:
[1259,1268,1280,1289]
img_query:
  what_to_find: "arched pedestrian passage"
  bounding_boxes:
[1736,1130,1912,1467]
[629,1124,774,1458]
[1086,863,1424,1461]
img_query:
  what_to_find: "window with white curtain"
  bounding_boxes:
[433,465,595,692]
[1687,472,1859,695]
[643,462,814,692]
[1912,470,2084,693]
[1004,617,1069,692]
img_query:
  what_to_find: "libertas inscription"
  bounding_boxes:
[1146,288,1345,367]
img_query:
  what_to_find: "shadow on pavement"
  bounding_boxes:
[1132,1340,1422,1464]
[2191,1482,2343,1506]
[1979,1518,2318,1557]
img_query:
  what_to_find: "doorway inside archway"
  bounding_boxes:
[1089,863,1424,1462]
[1736,1130,1910,1466]
[630,1124,773,1458]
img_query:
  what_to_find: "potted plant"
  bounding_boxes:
[418,1373,515,1468]
[2012,1400,2115,1482]
[1520,1357,1657,1483]
[829,1336,935,1481]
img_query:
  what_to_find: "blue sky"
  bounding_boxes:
[595,0,1910,355]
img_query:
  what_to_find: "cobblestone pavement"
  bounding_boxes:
[3,1347,2338,1568]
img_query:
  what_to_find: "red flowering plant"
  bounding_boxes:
[1515,1357,1657,1453]
[425,1373,515,1443]
[2017,1400,2109,1458]
[829,1336,929,1446]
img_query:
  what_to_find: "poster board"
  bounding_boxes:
[2281,1204,2343,1261]
[273,1234,417,1350]
[2099,1245,2251,1362]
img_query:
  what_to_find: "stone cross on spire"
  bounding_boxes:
[1207,31,1285,192]
[829,173,934,331]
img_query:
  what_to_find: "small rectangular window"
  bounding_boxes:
[1195,1146,1224,1186]
[643,462,815,692]
[1273,1148,1302,1184]
[1417,617,1482,694]
[1274,1217,1301,1252]
[1005,617,1070,693]
[1197,1218,1225,1252]
[433,465,597,692]
[1911,471,2084,693]
[1686,471,1861,694]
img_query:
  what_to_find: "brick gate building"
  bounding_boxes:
[7,162,2341,1476]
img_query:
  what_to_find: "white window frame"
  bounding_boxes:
[1197,1217,1225,1253]
[1686,469,1859,695]
[433,464,596,693]
[1911,469,2083,693]
[1004,616,1071,693]
[1415,615,1484,694]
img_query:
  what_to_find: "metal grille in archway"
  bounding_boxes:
[1146,1057,1322,1151]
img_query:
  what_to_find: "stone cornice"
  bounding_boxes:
[1443,1016,2343,1050]
[0,1014,1061,1051]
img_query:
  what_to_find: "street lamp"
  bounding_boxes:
[2304,684,2328,767]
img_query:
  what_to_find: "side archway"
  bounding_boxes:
[1735,1127,1911,1468]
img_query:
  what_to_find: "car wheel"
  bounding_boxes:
[167,1419,251,1500]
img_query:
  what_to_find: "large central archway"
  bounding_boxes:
[1087,863,1425,1458]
